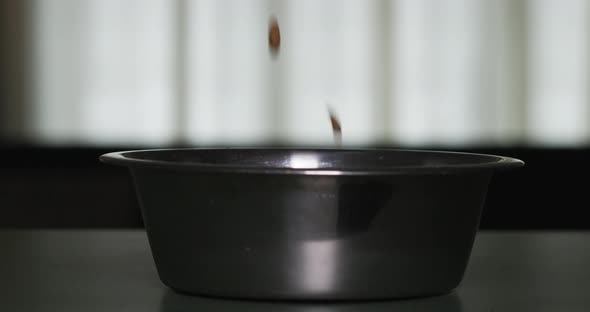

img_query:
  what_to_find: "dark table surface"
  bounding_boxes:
[0,230,588,311]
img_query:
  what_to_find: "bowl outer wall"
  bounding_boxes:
[129,166,493,300]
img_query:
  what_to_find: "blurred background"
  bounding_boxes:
[1,0,589,228]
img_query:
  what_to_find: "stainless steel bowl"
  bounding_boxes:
[100,148,523,300]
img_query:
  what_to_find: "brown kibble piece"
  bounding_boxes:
[328,107,342,146]
[269,17,281,53]
[329,113,341,133]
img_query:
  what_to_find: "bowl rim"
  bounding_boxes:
[99,148,524,176]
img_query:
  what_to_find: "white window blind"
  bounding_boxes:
[31,0,590,147]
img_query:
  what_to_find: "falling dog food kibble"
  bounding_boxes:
[328,107,342,146]
[268,16,281,55]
